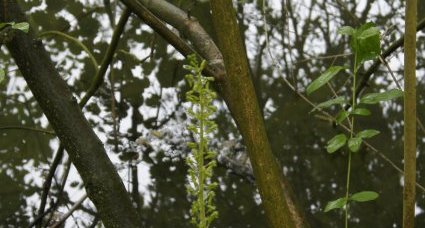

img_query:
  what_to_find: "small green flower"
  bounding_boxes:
[184,54,218,228]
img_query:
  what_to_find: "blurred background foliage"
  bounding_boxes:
[1,0,425,227]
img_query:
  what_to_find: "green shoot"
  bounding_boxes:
[307,22,403,227]
[184,54,219,228]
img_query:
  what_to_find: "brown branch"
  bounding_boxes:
[0,126,55,135]
[51,195,88,228]
[35,146,64,228]
[79,7,131,107]
[1,1,142,227]
[210,1,308,227]
[119,0,226,80]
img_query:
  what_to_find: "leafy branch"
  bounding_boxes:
[307,23,403,227]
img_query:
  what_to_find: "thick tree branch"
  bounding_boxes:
[119,0,226,80]
[1,1,142,227]
[210,1,308,227]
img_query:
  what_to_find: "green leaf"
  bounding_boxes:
[326,134,347,153]
[336,110,350,124]
[358,27,380,40]
[350,191,379,202]
[360,89,403,104]
[0,69,4,84]
[351,108,371,116]
[357,129,380,139]
[0,22,11,30]
[12,22,29,33]
[348,137,362,152]
[338,26,355,36]
[311,96,347,112]
[351,22,381,64]
[306,66,346,95]
[324,197,347,212]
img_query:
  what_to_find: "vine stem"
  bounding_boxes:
[345,54,358,228]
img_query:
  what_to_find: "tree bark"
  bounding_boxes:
[210,1,307,227]
[403,0,417,227]
[1,1,142,227]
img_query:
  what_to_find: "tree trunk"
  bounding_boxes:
[1,1,142,227]
[210,1,307,227]
[403,0,417,227]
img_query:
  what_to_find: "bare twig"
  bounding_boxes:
[35,146,64,228]
[0,126,55,135]
[51,195,88,228]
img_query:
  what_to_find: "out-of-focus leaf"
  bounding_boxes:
[306,66,346,95]
[351,108,371,116]
[12,22,29,33]
[357,129,380,139]
[338,26,355,36]
[324,197,347,212]
[0,69,5,84]
[311,96,347,112]
[326,134,347,153]
[360,89,403,104]
[348,137,362,152]
[336,110,350,124]
[350,191,379,202]
[350,23,381,64]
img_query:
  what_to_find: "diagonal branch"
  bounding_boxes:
[1,1,142,227]
[119,0,226,80]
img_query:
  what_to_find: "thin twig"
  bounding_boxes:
[35,146,64,228]
[0,126,55,135]
[51,195,88,228]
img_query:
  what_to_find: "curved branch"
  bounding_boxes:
[38,30,99,72]
[119,0,226,80]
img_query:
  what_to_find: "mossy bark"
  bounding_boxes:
[1,1,142,227]
[403,0,417,227]
[210,1,307,227]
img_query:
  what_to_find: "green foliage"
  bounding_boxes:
[351,108,371,116]
[360,89,403,104]
[306,66,346,95]
[357,129,380,139]
[350,191,379,202]
[324,197,347,212]
[338,23,381,65]
[324,191,379,212]
[0,69,4,84]
[0,22,29,33]
[347,137,362,152]
[326,134,347,153]
[311,97,347,112]
[184,54,219,228]
[306,22,403,227]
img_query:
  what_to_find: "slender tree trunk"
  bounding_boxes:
[1,1,142,227]
[210,1,307,227]
[403,0,417,227]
